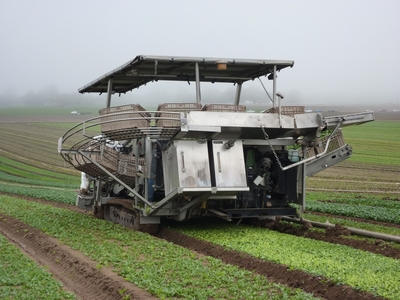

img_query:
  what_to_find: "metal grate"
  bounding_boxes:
[70,147,118,177]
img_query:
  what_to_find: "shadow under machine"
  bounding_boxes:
[58,55,374,230]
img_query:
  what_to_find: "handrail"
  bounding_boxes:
[280,119,343,171]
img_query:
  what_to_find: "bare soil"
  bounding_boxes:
[0,212,156,300]
[1,194,394,300]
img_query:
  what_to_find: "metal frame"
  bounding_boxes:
[59,55,375,225]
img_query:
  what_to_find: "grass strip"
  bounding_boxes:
[0,196,318,300]
[169,218,400,300]
[0,233,76,300]
[305,201,400,224]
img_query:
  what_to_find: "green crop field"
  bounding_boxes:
[0,111,399,299]
[0,106,102,116]
[341,121,400,166]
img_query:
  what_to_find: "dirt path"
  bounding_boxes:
[0,213,157,300]
[1,194,393,300]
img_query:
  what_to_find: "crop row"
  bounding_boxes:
[310,169,399,185]
[310,163,400,182]
[0,155,78,187]
[0,172,78,189]
[0,121,97,145]
[0,123,97,169]
[0,149,77,177]
[307,178,398,192]
[170,219,400,299]
[0,183,76,204]
[0,134,63,166]
[2,186,400,299]
[0,233,76,299]
[305,201,400,224]
[0,121,73,137]
[302,213,400,238]
[307,190,399,201]
[5,180,400,241]
[0,195,317,300]
[0,143,62,168]
[0,124,63,146]
[0,123,81,166]
[307,191,400,209]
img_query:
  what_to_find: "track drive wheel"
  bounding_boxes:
[103,199,159,234]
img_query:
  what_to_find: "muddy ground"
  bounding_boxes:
[1,195,394,300]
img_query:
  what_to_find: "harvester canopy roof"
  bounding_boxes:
[79,55,294,94]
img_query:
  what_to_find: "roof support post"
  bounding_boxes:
[195,63,201,104]
[106,79,113,108]
[299,159,306,214]
[272,65,277,109]
[234,83,242,105]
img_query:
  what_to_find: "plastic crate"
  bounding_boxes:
[156,103,202,127]
[99,104,151,134]
[298,130,345,159]
[264,106,305,117]
[118,154,146,177]
[202,104,246,112]
[315,129,345,154]
[299,147,316,159]
[156,102,202,112]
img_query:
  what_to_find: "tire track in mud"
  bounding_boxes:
[1,194,392,300]
[0,213,157,300]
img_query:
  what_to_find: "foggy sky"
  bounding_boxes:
[0,0,399,106]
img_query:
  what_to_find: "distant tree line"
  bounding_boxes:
[0,82,303,108]
[0,86,99,107]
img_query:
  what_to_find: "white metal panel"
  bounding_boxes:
[211,140,247,191]
[186,111,292,128]
[162,140,211,195]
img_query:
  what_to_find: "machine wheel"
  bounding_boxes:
[103,199,159,234]
[104,202,138,229]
